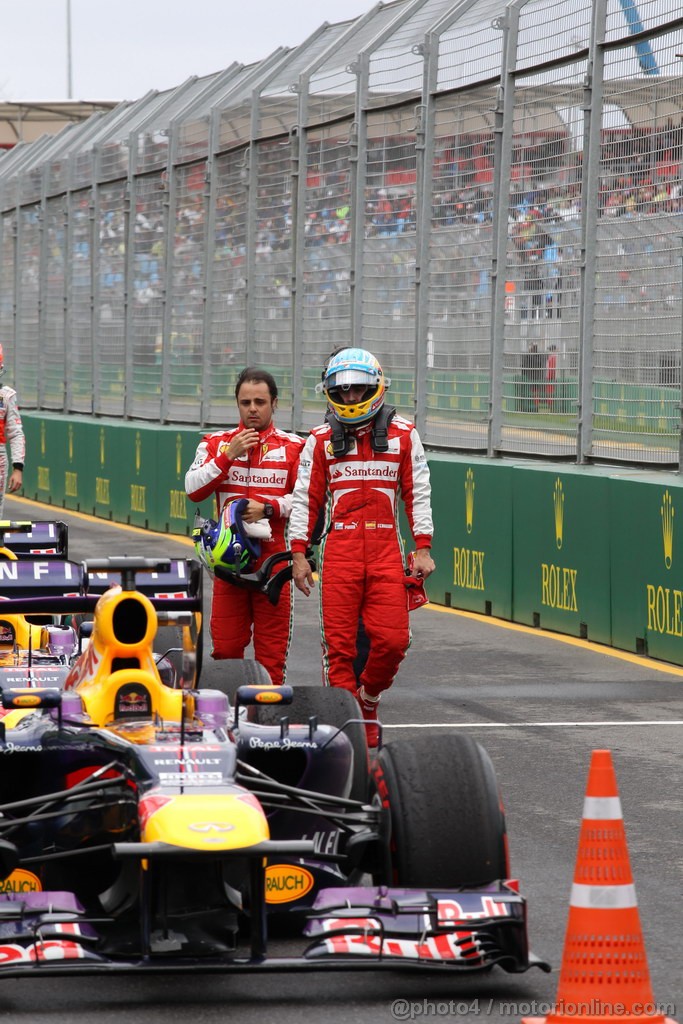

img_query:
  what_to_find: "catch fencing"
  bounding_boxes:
[1,0,683,464]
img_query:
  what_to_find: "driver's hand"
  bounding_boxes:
[225,428,259,460]
[6,469,22,494]
[411,549,435,579]
[292,552,315,596]
[241,499,265,523]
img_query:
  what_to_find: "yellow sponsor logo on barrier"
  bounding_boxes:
[465,467,475,534]
[131,484,146,513]
[65,471,78,497]
[541,563,578,612]
[453,548,485,591]
[96,478,110,504]
[169,490,187,519]
[661,489,674,569]
[646,585,683,637]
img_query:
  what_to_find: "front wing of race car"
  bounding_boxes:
[0,879,549,976]
[303,885,548,972]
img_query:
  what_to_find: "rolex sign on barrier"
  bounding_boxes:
[609,474,683,662]
[427,455,514,619]
[512,465,612,644]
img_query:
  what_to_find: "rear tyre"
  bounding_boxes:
[258,687,369,803]
[209,658,273,700]
[374,733,508,887]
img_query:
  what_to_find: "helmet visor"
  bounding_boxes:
[326,368,378,389]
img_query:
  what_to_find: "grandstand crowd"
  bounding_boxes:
[15,115,681,377]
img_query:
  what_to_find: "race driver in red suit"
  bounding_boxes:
[185,368,305,685]
[289,348,435,744]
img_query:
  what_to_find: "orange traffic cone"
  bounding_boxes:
[524,749,677,1024]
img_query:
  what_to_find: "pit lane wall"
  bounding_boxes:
[20,413,683,667]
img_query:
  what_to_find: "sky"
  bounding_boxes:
[0,0,374,102]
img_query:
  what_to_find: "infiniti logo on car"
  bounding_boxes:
[188,822,235,833]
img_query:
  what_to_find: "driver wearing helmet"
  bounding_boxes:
[185,368,305,686]
[289,348,435,745]
[0,345,25,520]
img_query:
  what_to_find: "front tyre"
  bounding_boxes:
[373,733,508,887]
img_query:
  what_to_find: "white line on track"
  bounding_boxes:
[383,720,683,729]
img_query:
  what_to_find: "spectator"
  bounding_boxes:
[185,368,305,686]
[0,345,25,520]
[521,343,546,412]
[289,347,435,746]
[545,344,558,406]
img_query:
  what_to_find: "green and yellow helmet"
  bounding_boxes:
[192,498,261,575]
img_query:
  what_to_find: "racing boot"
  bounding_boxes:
[356,686,380,748]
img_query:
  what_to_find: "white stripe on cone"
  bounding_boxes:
[570,882,638,909]
[582,795,623,820]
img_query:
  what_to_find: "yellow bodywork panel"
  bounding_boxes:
[142,793,270,850]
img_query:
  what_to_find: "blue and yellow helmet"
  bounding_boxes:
[319,347,390,426]
[192,498,261,575]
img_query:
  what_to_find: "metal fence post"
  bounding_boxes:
[89,146,100,416]
[578,0,607,463]
[349,60,365,345]
[243,140,257,366]
[199,107,220,428]
[414,32,437,439]
[160,127,179,423]
[489,7,518,455]
[290,121,305,430]
[122,136,137,420]
[36,164,48,410]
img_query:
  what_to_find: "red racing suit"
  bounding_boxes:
[185,422,305,685]
[0,385,25,520]
[289,413,433,697]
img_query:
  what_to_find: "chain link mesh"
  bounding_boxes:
[0,0,682,464]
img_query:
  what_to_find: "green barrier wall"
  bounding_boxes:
[609,471,683,663]
[511,464,612,642]
[22,414,214,532]
[17,414,683,670]
[427,455,513,619]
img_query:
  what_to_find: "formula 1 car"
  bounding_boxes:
[0,525,202,691]
[0,556,549,978]
[0,520,76,685]
[0,519,69,560]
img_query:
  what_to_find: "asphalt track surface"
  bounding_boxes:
[1,495,681,1024]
